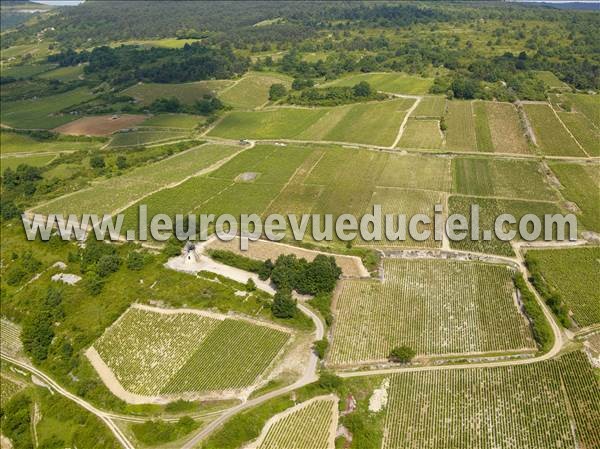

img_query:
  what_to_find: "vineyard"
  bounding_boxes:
[255,396,338,449]
[526,247,600,327]
[328,259,536,366]
[92,305,290,397]
[382,351,600,449]
[0,318,23,357]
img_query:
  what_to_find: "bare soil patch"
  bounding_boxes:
[54,114,147,136]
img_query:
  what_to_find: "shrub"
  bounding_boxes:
[258,259,273,280]
[313,338,329,359]
[96,254,121,277]
[269,83,287,101]
[271,289,297,319]
[246,278,256,292]
[207,249,263,273]
[389,345,416,363]
[126,251,145,270]
[318,371,341,391]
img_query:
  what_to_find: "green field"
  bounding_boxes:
[108,130,190,148]
[219,72,293,109]
[549,162,600,232]
[1,63,56,79]
[122,80,232,106]
[0,130,101,154]
[412,96,446,117]
[444,101,477,152]
[557,112,600,157]
[38,64,85,82]
[397,119,443,149]
[382,351,600,449]
[34,143,239,217]
[565,93,600,128]
[140,113,206,129]
[448,196,564,256]
[256,397,336,449]
[1,87,95,129]
[329,259,535,365]
[210,98,413,147]
[93,306,289,396]
[322,72,433,95]
[523,103,585,157]
[1,154,56,171]
[534,70,568,90]
[452,157,557,201]
[526,247,600,328]
[473,101,494,152]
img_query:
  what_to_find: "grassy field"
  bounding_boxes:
[565,93,600,128]
[526,247,600,328]
[397,119,442,149]
[1,154,56,171]
[322,72,433,95]
[1,87,95,129]
[122,80,232,106]
[549,162,600,232]
[412,96,446,117]
[34,143,239,217]
[38,64,85,82]
[534,70,569,90]
[113,38,202,49]
[108,130,190,148]
[93,305,289,396]
[484,101,530,154]
[1,63,56,79]
[256,397,337,449]
[210,98,413,146]
[140,113,206,129]
[523,103,585,157]
[0,130,102,154]
[473,101,494,152]
[452,157,557,201]
[444,101,477,152]
[382,351,600,449]
[448,196,564,256]
[219,72,293,109]
[329,259,535,365]
[557,112,600,157]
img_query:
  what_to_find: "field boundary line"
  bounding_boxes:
[391,96,421,148]
[551,107,590,158]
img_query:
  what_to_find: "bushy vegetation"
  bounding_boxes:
[207,249,264,273]
[513,273,554,353]
[131,417,199,445]
[287,82,386,106]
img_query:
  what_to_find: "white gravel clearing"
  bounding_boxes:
[368,378,390,412]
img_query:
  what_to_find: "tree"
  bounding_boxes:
[271,289,297,318]
[318,371,341,391]
[85,272,104,296]
[150,97,182,113]
[127,251,144,270]
[313,338,329,359]
[116,155,128,170]
[258,259,273,281]
[269,83,287,101]
[352,81,372,97]
[296,255,341,295]
[246,278,256,292]
[0,198,21,220]
[389,345,416,363]
[96,254,121,277]
[90,154,105,169]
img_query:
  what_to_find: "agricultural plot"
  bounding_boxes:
[108,130,190,148]
[34,143,239,217]
[1,63,56,79]
[557,112,600,157]
[92,305,290,397]
[484,101,530,154]
[140,113,206,129]
[452,157,557,201]
[412,96,446,117]
[565,93,600,128]
[473,101,494,152]
[219,72,293,109]
[376,153,452,192]
[0,318,23,357]
[549,162,600,232]
[397,119,443,149]
[210,99,414,147]
[1,154,56,171]
[122,80,232,106]
[0,87,95,129]
[534,70,569,90]
[322,72,433,95]
[256,396,337,449]
[54,114,147,136]
[0,130,102,154]
[523,103,585,157]
[328,259,535,366]
[0,375,24,405]
[526,247,600,327]
[358,188,445,249]
[444,101,477,152]
[382,351,600,449]
[448,196,564,256]
[38,64,85,82]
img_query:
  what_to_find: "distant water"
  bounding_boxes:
[31,0,85,6]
